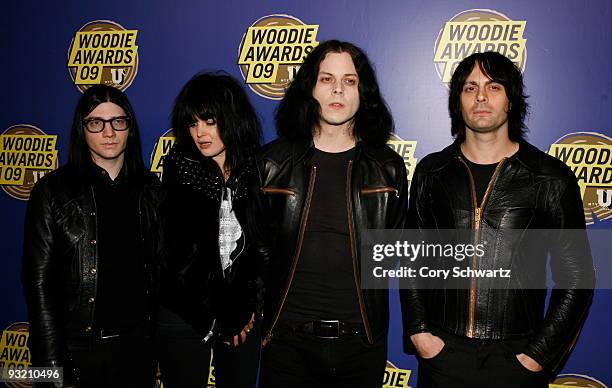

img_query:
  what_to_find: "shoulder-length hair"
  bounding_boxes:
[449,51,529,142]
[276,40,393,147]
[171,72,262,172]
[68,84,146,178]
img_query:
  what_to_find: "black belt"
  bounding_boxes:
[277,320,363,339]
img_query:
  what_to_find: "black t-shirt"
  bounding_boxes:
[280,147,362,324]
[90,164,147,329]
[463,157,499,205]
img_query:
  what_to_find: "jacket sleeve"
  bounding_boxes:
[21,179,65,366]
[522,174,595,375]
[216,253,258,337]
[160,154,217,334]
[399,162,432,354]
[384,157,409,230]
[251,156,274,295]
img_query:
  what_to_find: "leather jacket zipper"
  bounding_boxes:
[347,160,374,343]
[263,166,317,346]
[458,156,507,337]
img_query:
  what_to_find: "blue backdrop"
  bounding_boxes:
[2,1,611,386]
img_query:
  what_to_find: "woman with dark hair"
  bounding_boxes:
[156,72,262,388]
[22,84,162,387]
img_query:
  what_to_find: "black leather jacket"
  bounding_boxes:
[255,137,408,345]
[400,140,595,375]
[159,146,261,337]
[22,164,162,366]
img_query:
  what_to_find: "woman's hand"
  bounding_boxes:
[226,313,255,347]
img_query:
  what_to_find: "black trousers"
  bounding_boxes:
[259,330,387,388]
[155,306,260,388]
[68,325,156,388]
[416,329,550,388]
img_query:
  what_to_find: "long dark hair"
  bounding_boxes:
[276,40,393,147]
[449,51,529,142]
[171,72,262,172]
[68,84,146,177]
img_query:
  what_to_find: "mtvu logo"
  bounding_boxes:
[597,189,612,208]
[111,68,126,84]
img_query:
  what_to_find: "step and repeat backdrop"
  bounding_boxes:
[2,1,611,387]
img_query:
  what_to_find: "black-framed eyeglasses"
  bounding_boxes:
[83,116,130,133]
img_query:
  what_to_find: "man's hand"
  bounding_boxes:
[230,313,256,347]
[516,353,543,372]
[410,332,445,359]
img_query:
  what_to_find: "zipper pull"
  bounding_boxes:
[262,333,273,347]
[475,207,481,223]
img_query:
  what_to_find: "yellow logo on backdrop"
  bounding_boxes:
[551,373,608,387]
[150,129,175,179]
[208,351,215,386]
[238,14,319,100]
[67,20,139,92]
[0,323,31,372]
[383,361,412,388]
[433,9,527,84]
[548,132,612,225]
[388,134,418,189]
[0,125,58,200]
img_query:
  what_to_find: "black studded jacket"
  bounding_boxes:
[21,163,162,367]
[158,145,261,337]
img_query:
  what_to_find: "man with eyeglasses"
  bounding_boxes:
[22,85,162,387]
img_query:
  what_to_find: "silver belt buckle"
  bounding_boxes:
[100,329,120,340]
[316,320,341,339]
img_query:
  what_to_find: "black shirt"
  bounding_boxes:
[463,157,499,205]
[90,164,146,329]
[280,147,362,324]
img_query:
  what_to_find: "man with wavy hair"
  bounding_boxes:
[255,40,408,387]
[401,51,595,387]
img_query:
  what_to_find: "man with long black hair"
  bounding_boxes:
[22,85,162,387]
[401,51,595,387]
[256,40,408,387]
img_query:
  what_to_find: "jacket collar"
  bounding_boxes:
[430,138,541,171]
[291,136,368,164]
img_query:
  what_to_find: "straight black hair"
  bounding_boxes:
[68,84,146,178]
[171,72,262,173]
[449,51,529,142]
[276,40,393,147]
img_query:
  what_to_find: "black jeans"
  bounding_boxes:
[68,325,155,388]
[212,321,261,388]
[155,306,260,388]
[417,329,549,388]
[259,329,387,388]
